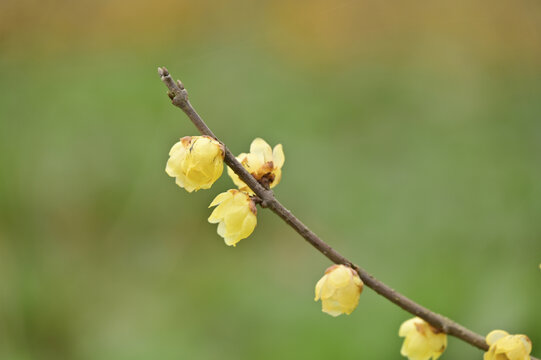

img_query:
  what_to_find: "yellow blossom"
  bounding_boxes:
[484,330,532,360]
[166,136,224,192]
[227,138,285,194]
[208,190,257,246]
[398,317,447,360]
[314,264,363,316]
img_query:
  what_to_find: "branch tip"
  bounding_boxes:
[158,66,169,77]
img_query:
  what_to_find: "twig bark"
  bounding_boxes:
[158,66,538,360]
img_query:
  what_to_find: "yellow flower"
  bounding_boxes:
[166,136,224,192]
[208,190,257,246]
[314,264,363,316]
[484,330,532,360]
[227,138,285,193]
[398,317,447,360]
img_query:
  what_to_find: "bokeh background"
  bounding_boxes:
[1,0,540,359]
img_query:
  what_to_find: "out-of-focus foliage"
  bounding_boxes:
[0,1,540,359]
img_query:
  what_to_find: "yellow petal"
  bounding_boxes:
[519,336,532,355]
[217,221,227,238]
[271,168,282,188]
[208,192,235,223]
[224,236,239,247]
[165,151,186,177]
[400,334,431,360]
[207,207,223,224]
[227,163,255,195]
[272,144,285,169]
[399,318,419,337]
[168,140,187,156]
[329,266,352,286]
[487,330,510,346]
[314,276,326,301]
[483,346,496,360]
[319,279,337,300]
[241,211,257,237]
[250,138,273,163]
[227,166,244,187]
[321,299,345,317]
[243,153,265,176]
[224,208,248,234]
[173,171,186,187]
[209,191,233,208]
[352,274,363,287]
[177,175,196,193]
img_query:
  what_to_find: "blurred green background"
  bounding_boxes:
[0,0,540,359]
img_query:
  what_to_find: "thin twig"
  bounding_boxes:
[158,66,538,360]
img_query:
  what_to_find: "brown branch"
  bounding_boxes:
[158,66,538,360]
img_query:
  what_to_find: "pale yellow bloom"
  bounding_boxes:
[166,136,224,192]
[314,264,363,316]
[484,330,532,360]
[227,138,285,194]
[208,190,257,246]
[398,317,447,360]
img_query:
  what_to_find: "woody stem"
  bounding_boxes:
[158,66,538,360]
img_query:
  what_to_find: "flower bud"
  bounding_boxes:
[484,330,532,360]
[208,190,257,246]
[398,317,447,360]
[227,138,285,193]
[314,264,363,316]
[166,136,224,192]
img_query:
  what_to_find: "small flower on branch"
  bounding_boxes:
[208,190,257,246]
[314,264,363,316]
[166,136,224,192]
[484,330,532,360]
[398,317,447,360]
[227,138,284,193]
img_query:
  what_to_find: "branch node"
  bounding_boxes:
[441,324,450,333]
[251,196,269,208]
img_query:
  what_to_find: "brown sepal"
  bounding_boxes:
[180,136,192,147]
[248,199,257,215]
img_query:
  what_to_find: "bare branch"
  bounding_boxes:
[158,67,538,360]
